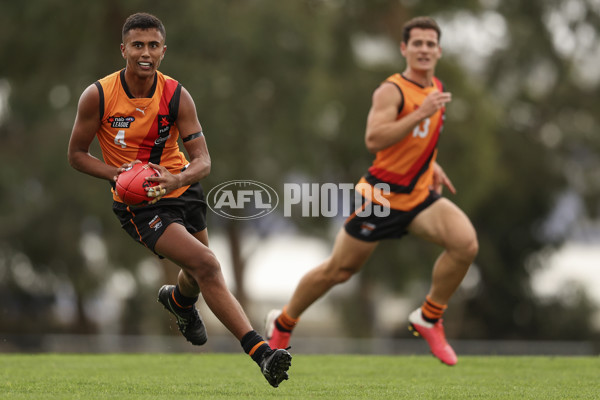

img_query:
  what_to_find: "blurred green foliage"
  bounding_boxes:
[0,0,598,344]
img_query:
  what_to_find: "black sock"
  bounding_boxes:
[172,285,198,308]
[241,330,271,365]
[275,320,292,333]
[421,311,440,324]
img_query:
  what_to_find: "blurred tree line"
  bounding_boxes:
[0,0,599,347]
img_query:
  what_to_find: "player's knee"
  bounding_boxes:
[324,261,359,284]
[335,267,357,283]
[188,250,221,282]
[455,233,478,264]
[466,235,479,260]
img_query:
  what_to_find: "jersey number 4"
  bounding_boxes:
[114,130,127,148]
[412,118,431,138]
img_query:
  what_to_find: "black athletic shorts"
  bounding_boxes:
[344,190,440,242]
[112,182,207,256]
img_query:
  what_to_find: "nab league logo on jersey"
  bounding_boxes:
[108,116,135,128]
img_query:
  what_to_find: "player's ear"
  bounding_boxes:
[400,41,407,57]
[120,43,126,59]
[161,45,167,60]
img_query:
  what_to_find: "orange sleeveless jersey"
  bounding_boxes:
[359,73,445,211]
[95,69,190,202]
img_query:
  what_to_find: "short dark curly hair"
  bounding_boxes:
[122,13,166,42]
[402,16,441,44]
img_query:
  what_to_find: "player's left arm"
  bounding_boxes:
[147,87,211,201]
[430,161,456,195]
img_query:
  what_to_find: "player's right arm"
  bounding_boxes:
[68,85,121,182]
[365,83,451,153]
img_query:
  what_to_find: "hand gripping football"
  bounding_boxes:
[115,163,160,206]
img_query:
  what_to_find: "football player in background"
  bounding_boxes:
[266,16,478,366]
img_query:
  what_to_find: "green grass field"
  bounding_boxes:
[0,354,598,399]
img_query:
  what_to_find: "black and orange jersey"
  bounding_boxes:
[95,69,190,202]
[359,73,446,211]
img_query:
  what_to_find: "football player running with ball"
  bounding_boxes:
[266,16,478,366]
[68,12,291,387]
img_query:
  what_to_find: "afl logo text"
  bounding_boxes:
[207,180,279,220]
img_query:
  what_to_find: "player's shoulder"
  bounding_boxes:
[157,70,180,86]
[79,82,101,105]
[96,70,122,86]
[383,73,403,85]
[77,70,121,117]
[373,75,403,102]
[74,83,101,121]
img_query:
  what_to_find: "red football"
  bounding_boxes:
[115,163,160,206]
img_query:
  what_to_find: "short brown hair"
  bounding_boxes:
[402,16,441,44]
[122,13,166,42]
